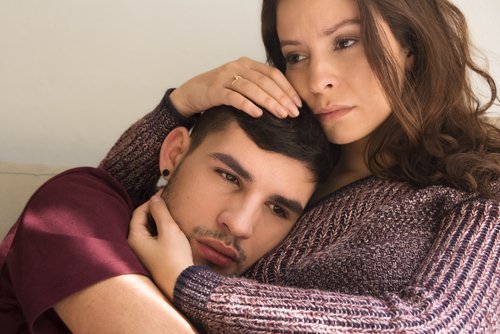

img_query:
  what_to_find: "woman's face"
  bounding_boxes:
[276,0,410,145]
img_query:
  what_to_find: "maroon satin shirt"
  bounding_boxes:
[0,168,147,333]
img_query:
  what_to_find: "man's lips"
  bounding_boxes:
[196,238,240,267]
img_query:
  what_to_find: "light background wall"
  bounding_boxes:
[1,0,499,167]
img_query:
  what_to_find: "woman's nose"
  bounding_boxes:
[308,55,338,94]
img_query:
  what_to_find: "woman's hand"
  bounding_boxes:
[170,57,302,118]
[128,190,194,300]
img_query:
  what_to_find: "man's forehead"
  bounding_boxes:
[190,121,315,194]
[193,121,256,152]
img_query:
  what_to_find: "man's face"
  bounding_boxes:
[163,122,316,276]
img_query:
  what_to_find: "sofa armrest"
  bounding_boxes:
[0,162,67,240]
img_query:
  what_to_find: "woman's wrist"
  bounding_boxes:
[154,263,192,301]
[169,88,196,118]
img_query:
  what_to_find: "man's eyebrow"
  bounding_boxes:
[210,153,253,182]
[280,19,361,48]
[270,195,304,216]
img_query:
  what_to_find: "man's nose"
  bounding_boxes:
[217,199,260,239]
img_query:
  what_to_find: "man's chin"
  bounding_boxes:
[207,264,238,277]
[193,261,241,277]
[192,247,244,276]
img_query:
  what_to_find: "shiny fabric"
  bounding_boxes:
[0,167,147,333]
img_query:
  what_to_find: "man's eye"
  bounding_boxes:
[217,170,240,185]
[268,203,288,219]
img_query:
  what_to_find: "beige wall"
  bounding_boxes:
[0,0,499,167]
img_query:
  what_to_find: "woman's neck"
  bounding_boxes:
[311,139,372,202]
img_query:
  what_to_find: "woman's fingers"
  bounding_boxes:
[128,190,194,300]
[129,190,168,239]
[245,58,302,108]
[224,58,301,118]
[222,88,264,117]
[171,57,302,119]
[144,192,194,299]
[129,201,153,238]
[147,192,178,237]
[227,74,298,118]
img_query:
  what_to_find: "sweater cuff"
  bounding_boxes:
[160,88,196,129]
[172,265,224,329]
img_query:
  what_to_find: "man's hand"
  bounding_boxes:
[128,191,194,300]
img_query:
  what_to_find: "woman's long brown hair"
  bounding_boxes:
[262,0,500,197]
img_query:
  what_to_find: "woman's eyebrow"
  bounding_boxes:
[321,18,360,37]
[280,18,360,48]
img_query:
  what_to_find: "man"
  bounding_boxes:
[0,104,333,333]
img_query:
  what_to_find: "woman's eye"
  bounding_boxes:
[269,203,288,219]
[335,38,357,50]
[285,53,306,64]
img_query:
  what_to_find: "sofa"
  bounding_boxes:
[0,162,67,239]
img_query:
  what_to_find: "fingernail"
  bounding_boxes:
[253,107,263,117]
[289,103,300,117]
[277,106,288,118]
[152,189,163,201]
[293,96,302,107]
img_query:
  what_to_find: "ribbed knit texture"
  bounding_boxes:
[100,90,500,333]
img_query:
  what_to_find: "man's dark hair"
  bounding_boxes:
[188,105,336,183]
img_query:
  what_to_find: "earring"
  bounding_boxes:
[161,169,170,178]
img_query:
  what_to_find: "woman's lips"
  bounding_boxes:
[196,239,239,267]
[316,106,354,122]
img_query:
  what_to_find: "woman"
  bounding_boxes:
[104,0,500,332]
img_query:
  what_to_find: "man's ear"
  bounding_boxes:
[159,127,192,176]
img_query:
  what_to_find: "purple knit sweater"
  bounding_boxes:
[100,90,499,333]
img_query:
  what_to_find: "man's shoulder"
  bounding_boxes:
[33,167,131,207]
[21,167,134,231]
[41,166,121,190]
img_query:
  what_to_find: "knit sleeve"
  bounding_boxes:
[172,197,499,333]
[98,89,195,207]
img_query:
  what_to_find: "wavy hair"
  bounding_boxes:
[262,0,500,197]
